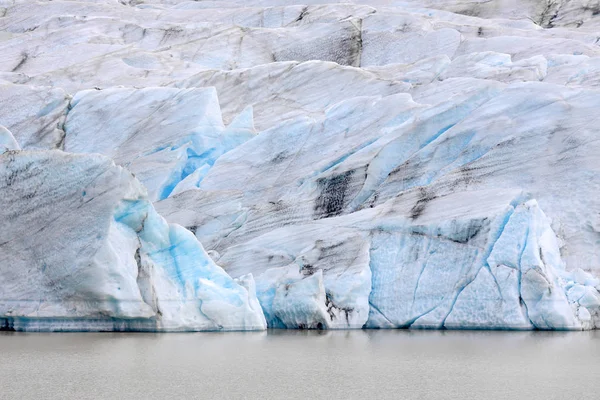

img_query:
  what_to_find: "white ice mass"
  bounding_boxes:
[1,0,600,331]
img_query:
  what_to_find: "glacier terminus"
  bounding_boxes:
[1,0,600,331]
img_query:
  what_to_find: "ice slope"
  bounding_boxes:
[1,0,600,330]
[0,150,265,331]
[64,87,256,201]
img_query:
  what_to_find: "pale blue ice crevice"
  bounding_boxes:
[158,113,257,200]
[255,284,286,329]
[309,137,380,179]
[517,225,533,326]
[365,229,443,329]
[386,201,518,329]
[405,305,440,329]
[304,95,418,181]
[439,206,516,328]
[386,84,581,205]
[410,240,434,316]
[365,301,395,328]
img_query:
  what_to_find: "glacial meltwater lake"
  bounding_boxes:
[0,330,598,400]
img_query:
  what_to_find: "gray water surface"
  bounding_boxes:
[1,330,598,400]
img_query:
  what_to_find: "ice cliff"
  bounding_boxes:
[0,150,265,331]
[1,0,600,331]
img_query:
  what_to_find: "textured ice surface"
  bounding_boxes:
[0,150,265,331]
[1,0,600,330]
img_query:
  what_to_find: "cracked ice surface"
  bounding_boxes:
[1,0,600,330]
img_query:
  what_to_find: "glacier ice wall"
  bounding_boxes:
[0,150,265,331]
[1,0,600,330]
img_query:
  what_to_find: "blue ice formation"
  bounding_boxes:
[0,150,265,331]
[368,198,583,330]
[64,87,256,201]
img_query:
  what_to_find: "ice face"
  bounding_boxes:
[2,0,600,331]
[0,150,265,331]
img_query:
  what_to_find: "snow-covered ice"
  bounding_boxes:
[1,0,600,331]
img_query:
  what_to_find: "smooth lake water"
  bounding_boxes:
[0,330,598,400]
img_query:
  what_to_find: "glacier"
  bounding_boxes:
[1,0,600,331]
